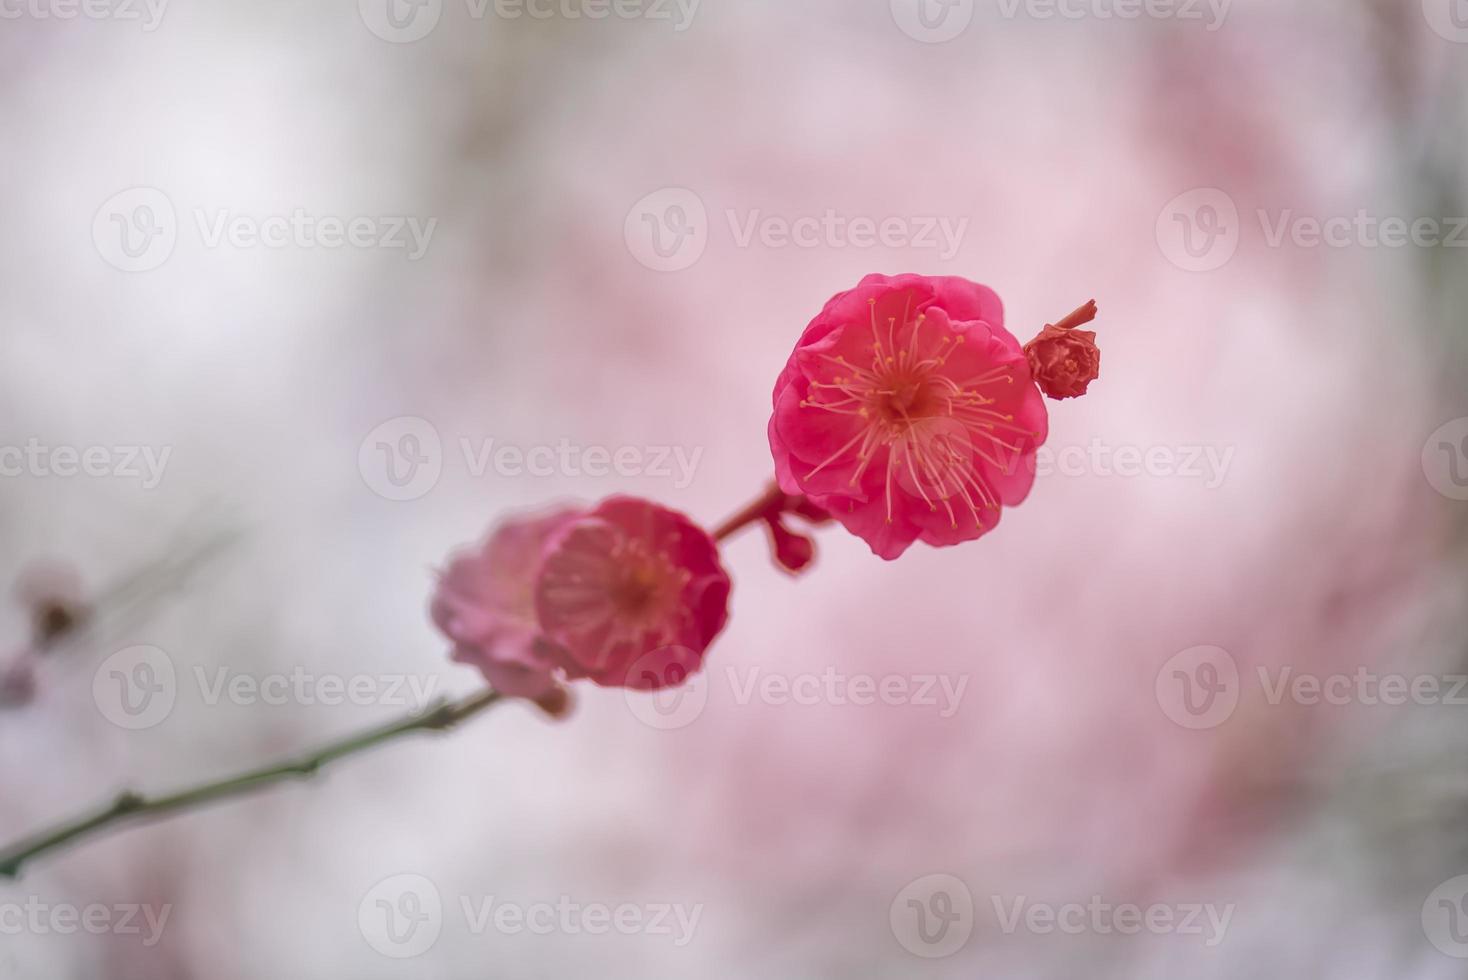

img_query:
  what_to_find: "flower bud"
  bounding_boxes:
[1024,300,1100,400]
[766,516,816,575]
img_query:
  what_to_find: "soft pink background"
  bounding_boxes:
[2,1,1468,976]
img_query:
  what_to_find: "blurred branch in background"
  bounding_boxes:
[0,517,239,711]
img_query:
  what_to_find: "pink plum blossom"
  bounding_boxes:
[769,273,1049,559]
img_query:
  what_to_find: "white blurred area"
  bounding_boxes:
[2,0,1468,976]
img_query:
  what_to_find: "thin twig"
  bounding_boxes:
[0,689,505,879]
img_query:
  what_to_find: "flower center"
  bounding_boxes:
[874,375,928,423]
[602,539,693,639]
[538,527,695,667]
[611,566,662,617]
[797,296,1039,531]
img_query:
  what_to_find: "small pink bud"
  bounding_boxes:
[1023,300,1101,401]
[766,516,816,575]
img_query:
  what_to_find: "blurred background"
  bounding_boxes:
[2,0,1468,975]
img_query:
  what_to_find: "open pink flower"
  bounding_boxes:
[535,497,731,690]
[432,505,585,699]
[769,273,1049,560]
[434,497,731,697]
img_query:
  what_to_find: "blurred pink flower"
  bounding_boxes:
[535,497,731,690]
[0,652,37,709]
[15,560,87,648]
[769,273,1048,559]
[432,505,585,699]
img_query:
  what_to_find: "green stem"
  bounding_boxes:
[0,689,505,880]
